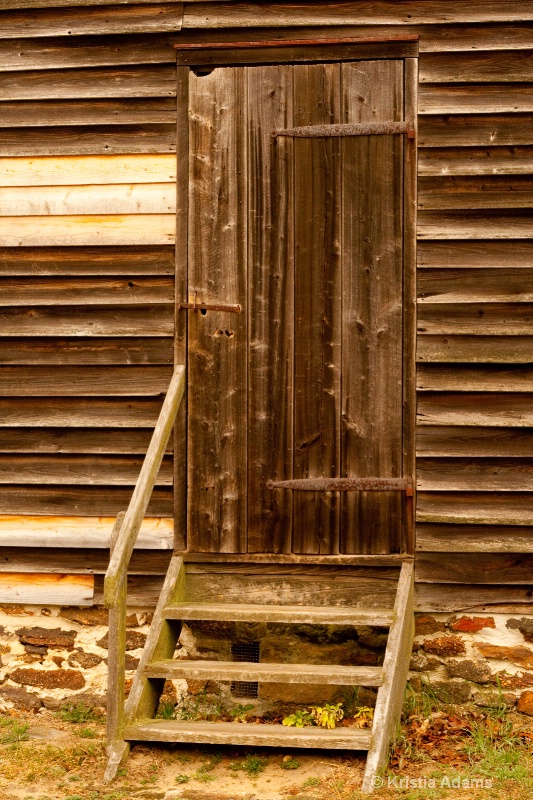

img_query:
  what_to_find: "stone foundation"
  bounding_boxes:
[1,605,533,716]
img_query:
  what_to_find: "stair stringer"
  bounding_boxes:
[104,555,185,782]
[361,560,415,793]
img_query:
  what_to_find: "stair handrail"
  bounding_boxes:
[103,364,186,609]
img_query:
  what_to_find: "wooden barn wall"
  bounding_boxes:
[0,1,187,604]
[2,0,533,609]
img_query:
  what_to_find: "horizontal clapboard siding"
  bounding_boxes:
[0,8,178,597]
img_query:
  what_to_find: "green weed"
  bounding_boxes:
[155,700,176,720]
[174,690,224,722]
[57,703,102,725]
[175,774,190,784]
[229,703,256,723]
[230,753,268,777]
[281,756,300,770]
[77,728,97,739]
[0,716,29,744]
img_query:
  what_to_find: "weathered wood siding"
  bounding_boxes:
[0,3,182,601]
[2,0,533,608]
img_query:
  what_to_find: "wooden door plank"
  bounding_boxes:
[246,65,294,554]
[187,67,248,553]
[340,59,404,555]
[292,62,341,555]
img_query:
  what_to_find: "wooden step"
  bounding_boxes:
[145,659,383,686]
[124,719,373,749]
[164,602,394,626]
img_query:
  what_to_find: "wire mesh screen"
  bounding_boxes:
[231,641,260,698]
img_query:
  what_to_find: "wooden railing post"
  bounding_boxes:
[107,511,126,751]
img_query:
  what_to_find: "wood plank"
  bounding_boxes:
[246,64,293,555]
[420,50,533,83]
[0,547,172,572]
[418,210,533,239]
[418,365,533,392]
[0,65,176,101]
[107,512,126,758]
[184,553,407,565]
[418,176,533,211]
[417,491,533,526]
[0,183,176,217]
[0,486,172,517]
[0,428,172,454]
[419,115,533,148]
[174,22,533,52]
[124,719,372,749]
[341,59,404,555]
[419,146,533,176]
[0,454,173,485]
[187,67,248,554]
[0,99,176,129]
[418,269,533,302]
[1,0,184,7]
[0,338,173,365]
[292,62,341,555]
[416,523,533,552]
[0,397,164,427]
[419,301,533,337]
[0,35,177,72]
[0,277,174,304]
[0,5,183,38]
[417,553,533,584]
[419,84,533,114]
[414,583,533,612]
[418,240,533,268]
[417,426,533,456]
[362,561,414,792]
[0,156,176,188]
[418,393,533,427]
[184,572,399,609]
[0,516,173,550]
[164,602,394,625]
[183,2,533,27]
[418,458,533,492]
[0,245,175,275]
[146,659,383,685]
[0,573,93,605]
[0,307,173,337]
[0,215,175,246]
[418,335,533,364]
[0,126,176,157]
[176,40,417,66]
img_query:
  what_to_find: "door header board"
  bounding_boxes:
[175,36,419,66]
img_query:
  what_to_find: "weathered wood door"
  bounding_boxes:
[176,38,417,556]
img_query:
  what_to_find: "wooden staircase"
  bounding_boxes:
[104,555,414,793]
[101,365,415,793]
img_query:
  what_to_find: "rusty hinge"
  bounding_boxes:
[267,477,413,492]
[178,294,241,314]
[273,122,415,139]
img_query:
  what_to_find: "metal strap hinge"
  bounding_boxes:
[273,122,415,139]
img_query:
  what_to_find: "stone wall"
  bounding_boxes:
[1,606,533,717]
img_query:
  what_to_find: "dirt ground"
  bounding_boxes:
[1,700,533,800]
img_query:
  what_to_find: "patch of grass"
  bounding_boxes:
[302,776,320,787]
[57,703,102,725]
[155,700,176,720]
[229,753,268,777]
[175,774,190,784]
[0,716,29,744]
[77,727,97,739]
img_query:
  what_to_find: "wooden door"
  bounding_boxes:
[176,38,417,556]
